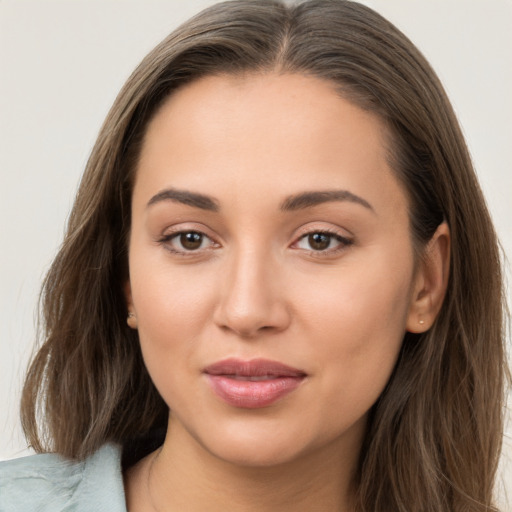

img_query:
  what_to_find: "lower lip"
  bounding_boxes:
[206,375,304,408]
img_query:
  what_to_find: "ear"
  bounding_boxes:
[124,280,138,330]
[406,222,450,333]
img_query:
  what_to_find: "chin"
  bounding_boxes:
[175,413,313,468]
[189,414,356,470]
[207,438,309,468]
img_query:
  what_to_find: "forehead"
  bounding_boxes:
[143,72,388,153]
[134,72,407,219]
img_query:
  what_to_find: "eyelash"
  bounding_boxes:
[292,228,353,257]
[158,228,353,258]
[158,230,218,256]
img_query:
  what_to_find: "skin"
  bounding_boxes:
[124,73,449,511]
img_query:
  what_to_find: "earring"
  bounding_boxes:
[127,312,137,329]
[419,319,425,325]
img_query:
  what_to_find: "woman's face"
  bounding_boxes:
[126,73,422,467]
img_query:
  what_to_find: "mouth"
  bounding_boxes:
[203,358,307,409]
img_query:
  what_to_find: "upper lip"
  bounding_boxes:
[203,358,307,378]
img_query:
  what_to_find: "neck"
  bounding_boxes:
[125,419,362,512]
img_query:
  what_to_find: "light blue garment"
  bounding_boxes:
[0,443,126,511]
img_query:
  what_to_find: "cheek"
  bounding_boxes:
[297,252,413,339]
[128,255,220,385]
[292,251,413,403]
[130,270,213,411]
[130,247,217,328]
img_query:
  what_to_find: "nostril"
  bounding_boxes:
[212,260,291,336]
[214,308,288,339]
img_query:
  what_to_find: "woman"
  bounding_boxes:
[0,1,508,511]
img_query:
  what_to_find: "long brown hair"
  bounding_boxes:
[21,1,508,510]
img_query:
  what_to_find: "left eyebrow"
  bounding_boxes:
[147,188,219,212]
[280,190,375,213]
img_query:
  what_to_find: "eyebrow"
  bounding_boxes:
[280,190,374,213]
[147,188,219,212]
[146,187,374,214]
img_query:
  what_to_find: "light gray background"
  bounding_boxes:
[1,0,511,506]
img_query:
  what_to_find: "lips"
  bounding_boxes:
[203,358,306,408]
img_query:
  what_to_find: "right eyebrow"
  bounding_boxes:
[280,189,375,213]
[146,188,220,212]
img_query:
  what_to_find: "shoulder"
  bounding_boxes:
[0,443,126,512]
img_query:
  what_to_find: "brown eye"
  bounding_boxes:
[308,233,331,251]
[179,231,204,250]
[294,230,353,255]
[161,229,217,255]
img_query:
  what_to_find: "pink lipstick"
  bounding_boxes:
[203,358,306,408]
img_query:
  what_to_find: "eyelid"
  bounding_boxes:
[290,224,354,256]
[293,222,353,241]
[157,223,221,256]
[155,222,353,258]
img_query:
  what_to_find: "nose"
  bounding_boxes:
[213,248,291,338]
